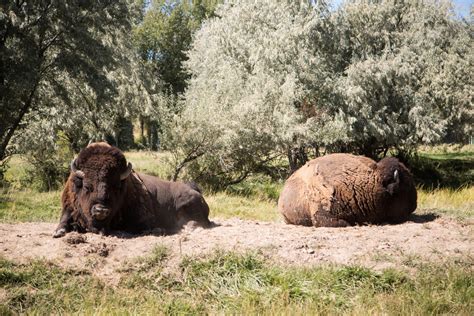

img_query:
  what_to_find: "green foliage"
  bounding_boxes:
[330,0,473,156]
[407,146,474,189]
[133,1,221,151]
[165,0,323,185]
[14,130,73,191]
[1,251,472,314]
[0,157,8,187]
[0,0,149,162]
[133,0,220,94]
[108,117,136,150]
[1,156,29,190]
[167,0,472,187]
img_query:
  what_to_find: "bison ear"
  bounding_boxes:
[120,162,133,180]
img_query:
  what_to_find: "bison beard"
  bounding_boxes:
[53,142,211,237]
[278,154,417,227]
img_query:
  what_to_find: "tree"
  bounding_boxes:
[132,0,220,150]
[165,0,326,185]
[327,0,473,157]
[167,0,473,187]
[0,0,142,163]
[133,0,220,95]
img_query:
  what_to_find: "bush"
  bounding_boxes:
[166,0,471,187]
[12,123,73,191]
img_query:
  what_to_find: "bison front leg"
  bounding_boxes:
[53,207,73,238]
[312,210,352,227]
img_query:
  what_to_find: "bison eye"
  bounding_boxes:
[73,177,83,189]
[83,184,93,193]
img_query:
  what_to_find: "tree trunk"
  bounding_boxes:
[287,145,308,175]
[139,116,145,143]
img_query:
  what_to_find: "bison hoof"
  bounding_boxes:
[53,228,67,238]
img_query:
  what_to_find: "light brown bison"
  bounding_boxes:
[278,153,417,227]
[53,142,211,237]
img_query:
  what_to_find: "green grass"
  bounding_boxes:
[206,192,279,222]
[0,189,60,222]
[1,250,472,315]
[412,145,474,189]
[418,144,474,160]
[124,151,171,179]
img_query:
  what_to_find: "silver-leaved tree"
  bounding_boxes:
[0,1,161,189]
[164,0,327,185]
[330,0,473,157]
[166,0,472,187]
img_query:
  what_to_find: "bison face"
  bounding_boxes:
[377,157,417,221]
[70,149,132,231]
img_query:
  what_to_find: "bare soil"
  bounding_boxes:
[1,215,472,284]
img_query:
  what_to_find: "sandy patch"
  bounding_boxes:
[0,215,472,284]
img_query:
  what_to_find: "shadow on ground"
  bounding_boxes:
[408,212,440,224]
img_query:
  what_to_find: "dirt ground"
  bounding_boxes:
[1,215,472,284]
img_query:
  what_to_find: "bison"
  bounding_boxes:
[278,153,417,227]
[53,142,211,237]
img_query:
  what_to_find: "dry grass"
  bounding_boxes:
[124,151,171,179]
[417,186,474,218]
[207,192,280,222]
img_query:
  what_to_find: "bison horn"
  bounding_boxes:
[70,159,85,178]
[393,169,399,182]
[120,162,133,180]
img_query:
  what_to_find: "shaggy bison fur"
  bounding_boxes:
[278,153,417,227]
[53,142,211,237]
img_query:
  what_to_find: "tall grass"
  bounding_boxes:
[124,151,171,179]
[1,250,472,315]
[1,187,471,223]
[0,149,472,223]
[417,186,474,218]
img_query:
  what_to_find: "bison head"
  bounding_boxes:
[70,143,132,231]
[377,157,417,222]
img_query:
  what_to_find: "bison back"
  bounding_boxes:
[278,154,381,227]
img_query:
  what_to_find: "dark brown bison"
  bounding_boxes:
[53,142,211,237]
[278,153,417,227]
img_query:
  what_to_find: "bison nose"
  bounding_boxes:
[90,204,111,221]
